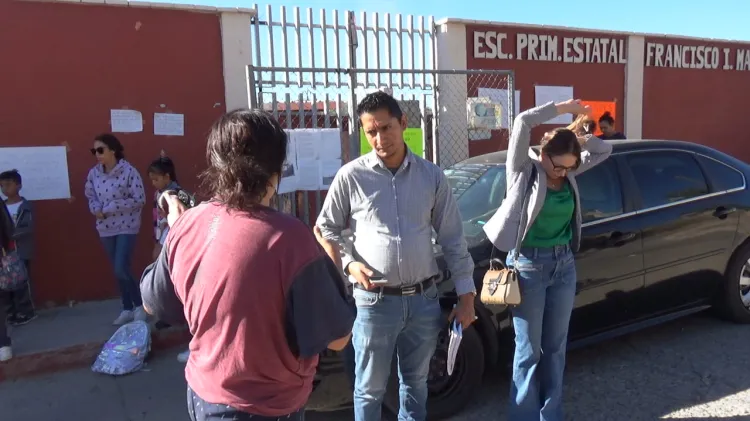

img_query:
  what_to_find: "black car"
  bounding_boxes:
[310,139,750,419]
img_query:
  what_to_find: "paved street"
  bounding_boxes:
[1,313,749,420]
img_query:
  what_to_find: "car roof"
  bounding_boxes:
[454,139,736,167]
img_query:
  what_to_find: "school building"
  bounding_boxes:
[2,0,749,305]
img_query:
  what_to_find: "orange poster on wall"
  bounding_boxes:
[580,100,616,136]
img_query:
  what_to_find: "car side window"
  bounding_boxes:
[626,151,709,209]
[695,155,745,192]
[576,159,624,223]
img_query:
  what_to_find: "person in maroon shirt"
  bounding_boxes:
[140,109,354,421]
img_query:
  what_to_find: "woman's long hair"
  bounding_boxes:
[200,109,287,211]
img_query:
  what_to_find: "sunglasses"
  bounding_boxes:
[90,147,107,155]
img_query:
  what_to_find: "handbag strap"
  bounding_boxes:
[489,165,537,269]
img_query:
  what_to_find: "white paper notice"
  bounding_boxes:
[110,109,143,133]
[154,113,185,136]
[296,161,320,191]
[534,85,574,124]
[0,146,71,200]
[278,130,299,194]
[319,159,341,189]
[319,129,342,160]
[477,88,521,129]
[294,130,320,161]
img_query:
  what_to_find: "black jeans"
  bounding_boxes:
[187,386,305,421]
[8,260,34,316]
[0,291,10,347]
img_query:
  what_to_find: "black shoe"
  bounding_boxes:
[10,313,37,326]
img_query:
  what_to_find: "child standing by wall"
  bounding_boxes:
[0,170,36,326]
[147,155,193,364]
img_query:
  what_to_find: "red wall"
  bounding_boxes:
[0,2,226,306]
[642,37,750,162]
[466,24,626,156]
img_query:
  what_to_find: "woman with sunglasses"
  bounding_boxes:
[85,133,147,325]
[483,100,613,421]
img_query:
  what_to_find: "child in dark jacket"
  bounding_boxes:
[0,170,35,326]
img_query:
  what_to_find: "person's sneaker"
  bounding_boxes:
[177,349,190,363]
[112,310,134,326]
[10,313,37,326]
[0,346,12,362]
[133,306,148,322]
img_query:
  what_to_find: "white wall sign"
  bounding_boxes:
[473,31,627,64]
[645,43,750,71]
[0,146,71,201]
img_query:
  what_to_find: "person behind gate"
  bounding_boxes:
[482,99,613,421]
[316,91,476,421]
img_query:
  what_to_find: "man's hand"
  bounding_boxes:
[449,293,477,329]
[313,225,342,269]
[348,261,375,290]
[95,212,105,220]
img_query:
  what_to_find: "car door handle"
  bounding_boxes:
[713,206,737,219]
[607,231,636,247]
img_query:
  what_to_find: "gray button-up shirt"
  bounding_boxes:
[316,150,475,296]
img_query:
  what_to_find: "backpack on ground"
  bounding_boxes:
[91,320,151,376]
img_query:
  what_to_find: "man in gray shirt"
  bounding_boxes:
[317,91,476,421]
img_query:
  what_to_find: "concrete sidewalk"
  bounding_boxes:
[0,299,189,382]
[0,349,355,421]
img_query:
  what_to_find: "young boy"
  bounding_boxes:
[0,170,36,325]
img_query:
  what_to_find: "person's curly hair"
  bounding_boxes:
[200,109,287,211]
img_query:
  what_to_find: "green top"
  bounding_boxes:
[522,182,575,248]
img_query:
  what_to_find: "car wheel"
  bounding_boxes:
[719,241,750,323]
[383,325,485,420]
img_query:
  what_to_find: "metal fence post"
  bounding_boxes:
[246,65,259,110]
[347,10,360,162]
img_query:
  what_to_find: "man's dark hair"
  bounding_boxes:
[94,133,125,160]
[356,91,403,120]
[0,169,21,185]
[200,109,287,211]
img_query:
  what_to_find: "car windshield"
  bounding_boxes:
[444,163,506,246]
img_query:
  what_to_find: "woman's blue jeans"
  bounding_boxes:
[507,244,577,421]
[101,234,143,311]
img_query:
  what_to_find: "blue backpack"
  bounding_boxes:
[91,321,151,376]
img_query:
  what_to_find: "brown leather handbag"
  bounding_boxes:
[480,167,536,306]
[480,257,522,305]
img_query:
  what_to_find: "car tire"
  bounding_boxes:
[383,325,485,420]
[719,241,750,324]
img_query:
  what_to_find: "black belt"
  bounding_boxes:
[354,276,437,296]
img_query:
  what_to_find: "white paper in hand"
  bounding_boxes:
[447,318,463,376]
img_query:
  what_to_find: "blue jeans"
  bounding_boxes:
[352,283,443,421]
[507,244,577,421]
[187,386,305,421]
[101,234,143,311]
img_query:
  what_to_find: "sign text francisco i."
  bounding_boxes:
[646,42,750,71]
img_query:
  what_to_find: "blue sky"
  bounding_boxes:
[165,0,750,41]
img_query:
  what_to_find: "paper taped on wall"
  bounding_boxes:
[110,110,143,133]
[154,113,185,136]
[0,146,71,200]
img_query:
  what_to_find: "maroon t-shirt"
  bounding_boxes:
[140,201,354,416]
